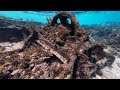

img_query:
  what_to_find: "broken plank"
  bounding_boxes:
[36,33,69,63]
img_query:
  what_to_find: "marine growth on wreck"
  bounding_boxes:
[0,12,116,79]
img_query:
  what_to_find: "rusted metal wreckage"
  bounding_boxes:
[0,12,115,79]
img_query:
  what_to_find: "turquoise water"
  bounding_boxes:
[0,11,120,25]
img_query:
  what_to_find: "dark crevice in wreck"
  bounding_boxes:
[0,27,30,43]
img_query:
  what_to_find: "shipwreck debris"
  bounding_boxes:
[0,12,115,79]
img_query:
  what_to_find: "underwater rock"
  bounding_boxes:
[102,32,120,52]
[91,47,120,79]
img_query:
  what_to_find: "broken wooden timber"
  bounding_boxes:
[36,33,69,64]
[0,28,69,63]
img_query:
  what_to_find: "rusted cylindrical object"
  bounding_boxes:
[51,12,80,35]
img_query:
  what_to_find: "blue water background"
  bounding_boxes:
[0,11,120,25]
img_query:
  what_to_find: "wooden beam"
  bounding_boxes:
[36,33,69,63]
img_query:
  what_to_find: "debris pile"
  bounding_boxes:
[0,12,115,79]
